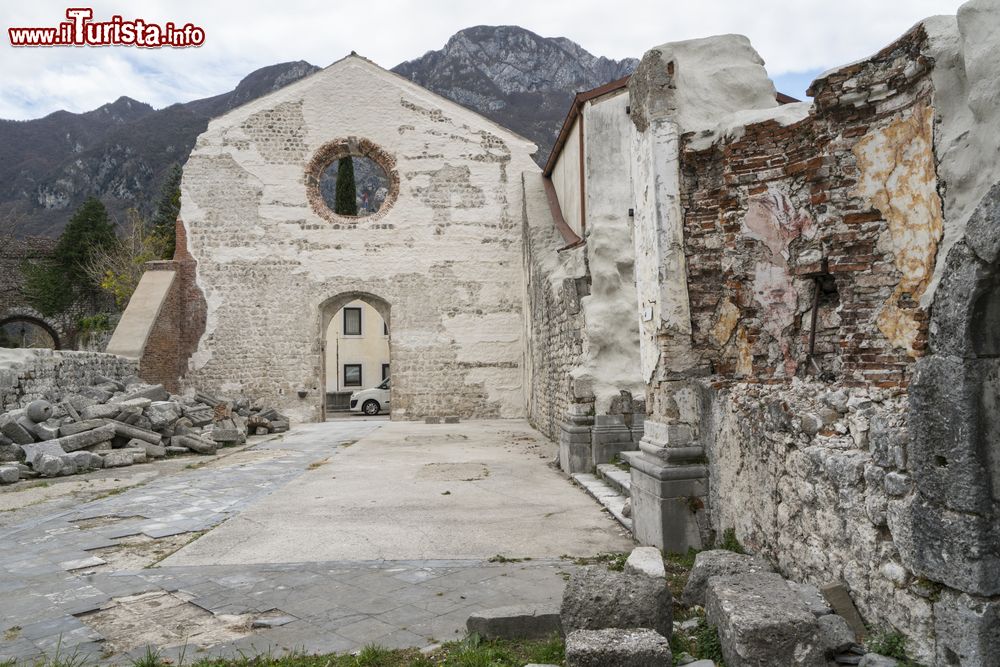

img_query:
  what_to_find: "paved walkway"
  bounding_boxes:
[0,420,631,663]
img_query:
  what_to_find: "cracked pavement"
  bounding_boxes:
[0,419,631,663]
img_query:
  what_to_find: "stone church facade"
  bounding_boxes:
[110,1,1000,662]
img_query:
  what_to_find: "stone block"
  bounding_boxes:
[1,417,34,445]
[142,442,167,458]
[114,384,169,403]
[63,451,102,470]
[0,442,25,463]
[165,445,190,455]
[858,655,898,667]
[26,419,61,441]
[466,604,561,639]
[25,400,53,422]
[424,417,440,424]
[625,546,666,579]
[561,567,672,637]
[102,419,162,445]
[22,441,68,465]
[0,464,19,484]
[172,434,217,455]
[211,428,240,443]
[444,416,460,424]
[59,420,105,437]
[146,401,181,430]
[787,581,833,617]
[815,614,858,657]
[51,423,118,452]
[565,628,672,667]
[100,450,134,467]
[81,404,121,420]
[270,420,289,433]
[254,426,268,436]
[682,549,775,607]
[819,582,866,641]
[34,453,64,476]
[706,572,823,667]
[629,453,707,554]
[933,588,1000,666]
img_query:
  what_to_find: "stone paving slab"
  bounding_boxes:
[0,420,623,664]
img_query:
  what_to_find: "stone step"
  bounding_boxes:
[572,473,632,533]
[596,463,632,497]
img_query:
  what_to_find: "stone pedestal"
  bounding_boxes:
[591,414,635,465]
[560,404,594,474]
[626,419,708,553]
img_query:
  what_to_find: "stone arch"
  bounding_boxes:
[899,182,1000,601]
[317,291,392,418]
[0,307,65,349]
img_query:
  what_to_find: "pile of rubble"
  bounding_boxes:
[0,374,289,485]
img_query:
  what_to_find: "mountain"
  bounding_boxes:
[1,27,636,237]
[392,26,637,163]
[0,61,319,236]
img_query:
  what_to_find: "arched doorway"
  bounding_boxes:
[0,314,61,349]
[319,292,391,420]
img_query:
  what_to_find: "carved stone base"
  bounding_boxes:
[626,419,709,553]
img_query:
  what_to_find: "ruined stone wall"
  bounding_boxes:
[664,23,988,664]
[676,26,936,393]
[521,173,589,440]
[0,348,137,411]
[179,57,538,422]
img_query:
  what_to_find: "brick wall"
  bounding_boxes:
[674,24,936,398]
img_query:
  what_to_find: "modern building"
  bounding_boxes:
[324,300,389,406]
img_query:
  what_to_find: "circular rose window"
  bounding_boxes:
[305,137,399,225]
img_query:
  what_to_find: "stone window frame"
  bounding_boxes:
[343,364,363,387]
[305,136,400,227]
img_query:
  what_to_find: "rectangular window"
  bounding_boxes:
[382,363,390,381]
[343,307,362,336]
[344,364,362,387]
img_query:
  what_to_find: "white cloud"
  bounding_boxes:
[0,0,967,120]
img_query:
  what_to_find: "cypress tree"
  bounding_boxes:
[335,157,358,216]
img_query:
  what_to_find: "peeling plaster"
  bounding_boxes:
[853,104,943,356]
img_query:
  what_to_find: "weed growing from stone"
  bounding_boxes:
[867,630,922,666]
[718,528,746,554]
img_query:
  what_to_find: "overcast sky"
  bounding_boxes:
[0,0,967,120]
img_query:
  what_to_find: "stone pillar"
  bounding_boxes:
[559,398,594,474]
[626,417,709,553]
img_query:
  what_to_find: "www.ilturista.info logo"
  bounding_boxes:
[9,8,205,48]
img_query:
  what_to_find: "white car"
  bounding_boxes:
[350,378,390,415]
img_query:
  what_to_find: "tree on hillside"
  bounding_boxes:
[23,197,117,316]
[335,158,358,216]
[151,164,182,259]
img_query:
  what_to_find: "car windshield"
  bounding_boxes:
[377,379,390,390]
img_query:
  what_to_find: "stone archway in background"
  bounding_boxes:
[318,291,391,420]
[0,307,65,350]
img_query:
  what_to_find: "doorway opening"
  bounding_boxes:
[0,316,59,349]
[319,292,390,420]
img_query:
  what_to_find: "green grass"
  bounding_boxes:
[717,528,745,554]
[12,636,566,667]
[564,552,629,571]
[866,630,922,666]
[665,548,700,603]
